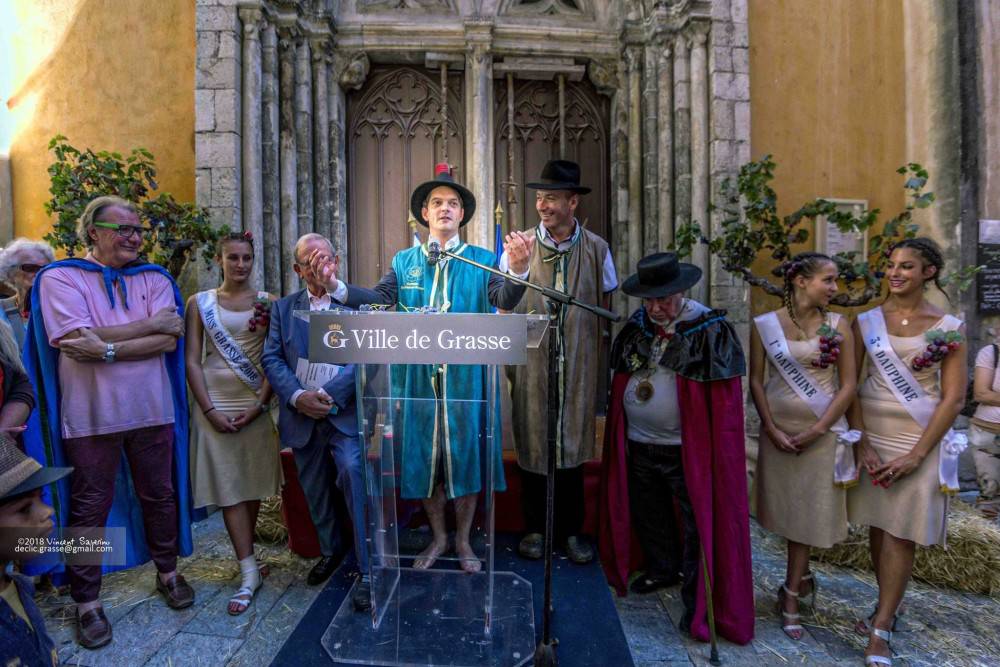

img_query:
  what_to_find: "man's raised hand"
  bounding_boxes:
[504,230,535,275]
[306,249,340,289]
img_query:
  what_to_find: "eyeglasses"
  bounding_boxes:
[17,263,43,273]
[93,222,150,239]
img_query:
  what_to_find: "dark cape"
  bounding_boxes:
[598,305,754,645]
[20,258,198,578]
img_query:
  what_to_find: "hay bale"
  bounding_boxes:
[814,501,1000,596]
[254,495,288,544]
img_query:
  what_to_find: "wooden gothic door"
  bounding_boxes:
[494,78,610,241]
[346,66,464,287]
[494,77,612,417]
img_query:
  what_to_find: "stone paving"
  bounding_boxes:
[37,509,1000,666]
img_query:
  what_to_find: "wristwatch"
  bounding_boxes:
[104,343,117,363]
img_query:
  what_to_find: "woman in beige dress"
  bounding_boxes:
[848,238,966,667]
[750,252,856,640]
[186,232,283,615]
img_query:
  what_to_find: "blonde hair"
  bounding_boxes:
[76,196,138,247]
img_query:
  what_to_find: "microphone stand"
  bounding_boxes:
[433,245,619,666]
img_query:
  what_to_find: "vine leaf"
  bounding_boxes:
[678,156,979,307]
[44,136,227,278]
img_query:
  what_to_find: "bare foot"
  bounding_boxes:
[413,539,448,569]
[456,542,481,573]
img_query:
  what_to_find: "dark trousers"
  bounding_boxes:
[521,465,585,542]
[63,424,178,604]
[292,421,369,571]
[628,441,698,613]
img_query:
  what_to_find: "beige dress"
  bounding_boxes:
[755,312,848,548]
[190,298,283,508]
[846,316,957,546]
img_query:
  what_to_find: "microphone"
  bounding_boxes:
[427,240,441,265]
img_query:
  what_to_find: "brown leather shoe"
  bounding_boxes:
[156,573,195,609]
[77,607,113,649]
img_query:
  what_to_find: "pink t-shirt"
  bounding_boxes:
[39,263,176,438]
[973,344,1000,425]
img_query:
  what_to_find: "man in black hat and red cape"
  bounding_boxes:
[599,252,754,645]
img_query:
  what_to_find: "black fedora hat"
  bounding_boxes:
[410,163,477,228]
[622,252,702,298]
[525,159,592,195]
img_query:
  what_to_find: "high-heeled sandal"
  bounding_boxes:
[799,571,817,609]
[863,627,893,665]
[854,606,899,636]
[776,584,804,640]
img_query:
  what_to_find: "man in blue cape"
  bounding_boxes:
[314,164,534,571]
[22,195,197,649]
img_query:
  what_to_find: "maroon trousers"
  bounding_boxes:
[62,424,178,603]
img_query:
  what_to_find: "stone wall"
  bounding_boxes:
[196,0,752,320]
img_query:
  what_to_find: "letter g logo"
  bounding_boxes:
[324,330,347,349]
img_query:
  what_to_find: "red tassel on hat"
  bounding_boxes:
[434,162,452,177]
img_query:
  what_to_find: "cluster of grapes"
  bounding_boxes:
[912,330,962,371]
[811,323,842,369]
[248,298,271,332]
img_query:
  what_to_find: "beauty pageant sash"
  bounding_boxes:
[196,289,265,393]
[754,312,860,487]
[857,307,967,494]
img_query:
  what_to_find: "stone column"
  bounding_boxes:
[593,57,631,323]
[261,23,281,296]
[295,39,314,237]
[278,28,299,294]
[333,52,368,280]
[672,34,692,285]
[689,24,710,305]
[312,39,331,243]
[239,5,265,290]
[626,47,643,312]
[642,46,659,255]
[657,45,674,249]
[329,55,348,278]
[464,27,494,249]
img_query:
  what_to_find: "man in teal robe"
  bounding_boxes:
[317,163,534,572]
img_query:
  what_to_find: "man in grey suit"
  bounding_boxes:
[262,233,370,611]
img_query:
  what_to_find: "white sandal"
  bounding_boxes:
[864,627,893,665]
[227,585,258,616]
[776,584,804,640]
[227,559,268,616]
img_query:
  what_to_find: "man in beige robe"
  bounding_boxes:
[499,160,618,564]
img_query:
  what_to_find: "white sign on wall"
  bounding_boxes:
[815,198,868,259]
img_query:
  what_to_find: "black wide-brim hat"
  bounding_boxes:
[526,159,592,195]
[410,163,477,228]
[622,252,702,298]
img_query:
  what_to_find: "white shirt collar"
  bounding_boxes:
[430,234,462,251]
[307,290,331,311]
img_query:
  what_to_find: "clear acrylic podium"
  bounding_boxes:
[301,311,546,667]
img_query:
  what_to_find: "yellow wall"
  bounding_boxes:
[2,0,195,241]
[748,0,908,316]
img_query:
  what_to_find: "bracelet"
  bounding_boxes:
[254,400,271,412]
[203,407,217,415]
